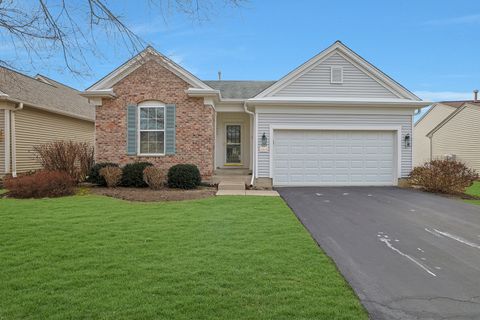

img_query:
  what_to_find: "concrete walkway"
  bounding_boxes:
[216,190,279,196]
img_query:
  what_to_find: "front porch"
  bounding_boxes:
[215,112,252,171]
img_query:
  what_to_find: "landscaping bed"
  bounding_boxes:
[90,186,216,202]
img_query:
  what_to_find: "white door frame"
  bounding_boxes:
[269,124,402,185]
[225,123,243,165]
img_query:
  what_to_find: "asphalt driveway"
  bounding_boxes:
[278,187,480,320]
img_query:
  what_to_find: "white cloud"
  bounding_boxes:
[424,14,480,26]
[414,91,474,102]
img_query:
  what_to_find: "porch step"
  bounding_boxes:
[214,168,251,175]
[218,181,246,191]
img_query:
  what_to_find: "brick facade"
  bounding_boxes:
[95,57,215,179]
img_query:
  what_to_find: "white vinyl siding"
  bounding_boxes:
[257,112,412,178]
[273,52,398,99]
[413,104,456,167]
[431,105,480,172]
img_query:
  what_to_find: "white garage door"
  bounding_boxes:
[273,130,396,186]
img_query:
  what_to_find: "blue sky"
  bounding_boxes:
[4,0,479,104]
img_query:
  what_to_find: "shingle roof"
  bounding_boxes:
[0,67,94,121]
[204,80,276,99]
[439,100,480,108]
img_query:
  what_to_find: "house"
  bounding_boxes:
[82,41,429,187]
[0,68,95,177]
[414,95,480,171]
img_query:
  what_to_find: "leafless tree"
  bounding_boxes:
[0,0,245,75]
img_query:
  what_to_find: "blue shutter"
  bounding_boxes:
[126,104,137,155]
[165,104,176,155]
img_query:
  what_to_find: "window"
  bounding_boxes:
[138,104,165,155]
[330,66,343,84]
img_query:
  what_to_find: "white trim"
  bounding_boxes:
[254,111,258,178]
[224,123,243,165]
[255,106,416,115]
[268,125,402,186]
[254,41,420,101]
[247,96,430,107]
[10,110,16,177]
[330,66,343,84]
[87,47,211,91]
[137,103,166,156]
[4,110,10,174]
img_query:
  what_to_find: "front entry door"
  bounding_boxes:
[226,124,242,164]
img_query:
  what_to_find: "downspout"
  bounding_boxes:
[205,101,217,174]
[243,102,255,186]
[11,102,23,177]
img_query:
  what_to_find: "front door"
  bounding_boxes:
[225,124,242,164]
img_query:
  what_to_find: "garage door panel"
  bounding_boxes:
[273,130,395,186]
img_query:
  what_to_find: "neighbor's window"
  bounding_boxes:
[138,104,165,155]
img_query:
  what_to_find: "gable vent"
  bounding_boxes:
[330,66,343,84]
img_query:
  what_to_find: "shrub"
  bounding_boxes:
[4,171,75,198]
[99,166,122,188]
[409,159,479,194]
[34,140,94,182]
[121,162,153,187]
[143,167,166,189]
[167,164,201,189]
[87,162,119,186]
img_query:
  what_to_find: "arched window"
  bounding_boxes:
[138,101,165,155]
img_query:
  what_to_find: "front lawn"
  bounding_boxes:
[0,195,366,319]
[465,181,480,205]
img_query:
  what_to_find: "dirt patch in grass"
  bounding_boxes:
[90,186,216,202]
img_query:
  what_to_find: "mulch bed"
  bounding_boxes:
[90,186,217,202]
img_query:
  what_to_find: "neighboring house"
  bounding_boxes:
[413,102,458,166]
[83,41,429,187]
[0,68,95,177]
[415,98,480,172]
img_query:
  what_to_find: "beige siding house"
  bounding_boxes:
[426,102,480,172]
[413,103,456,166]
[0,68,94,177]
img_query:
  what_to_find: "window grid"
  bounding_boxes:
[138,106,165,155]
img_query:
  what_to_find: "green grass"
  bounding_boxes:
[465,181,480,205]
[0,195,367,320]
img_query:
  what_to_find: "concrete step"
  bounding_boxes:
[218,181,246,191]
[214,169,251,175]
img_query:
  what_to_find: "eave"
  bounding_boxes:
[81,89,116,99]
[246,97,431,108]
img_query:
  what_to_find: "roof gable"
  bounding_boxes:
[255,41,420,101]
[87,47,211,91]
[427,103,480,137]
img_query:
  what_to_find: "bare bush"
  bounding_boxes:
[410,159,479,194]
[143,166,166,190]
[33,141,94,182]
[99,166,122,188]
[4,171,75,198]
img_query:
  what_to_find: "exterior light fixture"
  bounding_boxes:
[261,133,268,147]
[405,134,411,148]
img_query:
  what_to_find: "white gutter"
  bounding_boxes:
[243,102,255,186]
[11,102,23,177]
[246,97,431,107]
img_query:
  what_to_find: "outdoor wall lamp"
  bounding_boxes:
[404,134,411,148]
[261,133,268,147]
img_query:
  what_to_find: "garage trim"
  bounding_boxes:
[269,124,402,185]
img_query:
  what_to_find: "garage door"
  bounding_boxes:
[273,130,396,186]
